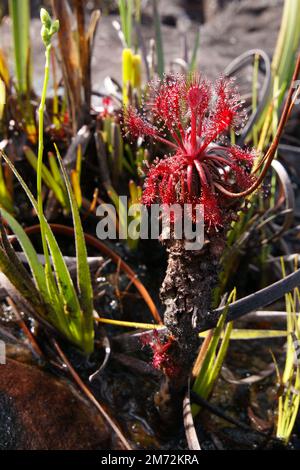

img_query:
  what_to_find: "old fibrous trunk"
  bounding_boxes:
[160,239,220,386]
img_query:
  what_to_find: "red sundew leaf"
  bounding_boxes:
[200,186,223,228]
[142,178,159,205]
[162,175,176,205]
[150,76,184,131]
[140,332,152,347]
[229,145,257,164]
[187,164,194,195]
[202,77,242,148]
[232,164,256,190]
[147,333,180,378]
[186,76,211,122]
[124,106,157,138]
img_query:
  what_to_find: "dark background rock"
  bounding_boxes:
[1,0,236,21]
[0,359,118,450]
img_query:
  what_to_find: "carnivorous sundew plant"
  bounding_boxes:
[125,70,300,390]
[126,74,256,229]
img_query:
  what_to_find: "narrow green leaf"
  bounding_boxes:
[126,0,133,49]
[55,144,94,353]
[107,185,128,238]
[48,151,64,185]
[119,0,132,48]
[192,289,236,415]
[24,146,67,207]
[0,245,44,313]
[152,0,164,78]
[199,329,287,340]
[9,0,31,94]
[2,152,83,337]
[209,321,233,387]
[0,78,5,119]
[119,0,126,44]
[0,154,14,213]
[0,207,48,297]
[189,27,200,72]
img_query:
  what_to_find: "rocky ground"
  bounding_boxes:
[0,0,283,93]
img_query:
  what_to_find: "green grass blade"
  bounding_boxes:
[119,0,126,44]
[0,155,14,213]
[119,0,132,48]
[189,26,200,72]
[107,185,128,238]
[126,0,133,49]
[24,146,67,207]
[192,289,236,415]
[48,151,64,185]
[8,0,31,94]
[199,329,287,340]
[2,152,84,341]
[0,246,43,309]
[152,0,164,78]
[192,311,226,400]
[0,207,48,297]
[55,144,94,353]
[0,78,5,120]
[276,263,300,443]
[208,321,233,387]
